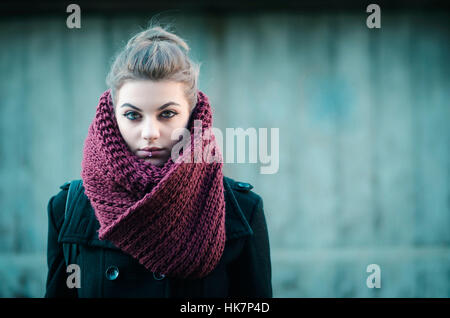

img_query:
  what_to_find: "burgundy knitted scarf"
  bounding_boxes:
[81,89,226,279]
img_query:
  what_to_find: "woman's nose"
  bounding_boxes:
[141,119,160,141]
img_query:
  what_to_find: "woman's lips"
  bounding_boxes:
[136,149,165,158]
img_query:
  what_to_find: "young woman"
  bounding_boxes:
[45,25,272,298]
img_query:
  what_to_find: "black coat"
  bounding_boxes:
[45,176,272,298]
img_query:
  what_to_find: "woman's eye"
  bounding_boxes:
[123,111,141,121]
[160,110,177,119]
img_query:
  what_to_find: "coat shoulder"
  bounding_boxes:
[47,182,71,231]
[223,176,263,223]
[223,176,262,202]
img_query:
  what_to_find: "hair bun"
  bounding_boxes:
[107,24,200,109]
[126,26,190,52]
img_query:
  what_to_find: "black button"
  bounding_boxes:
[105,265,119,281]
[153,272,166,280]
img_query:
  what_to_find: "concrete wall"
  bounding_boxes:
[0,10,448,297]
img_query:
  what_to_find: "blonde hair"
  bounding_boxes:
[106,24,201,109]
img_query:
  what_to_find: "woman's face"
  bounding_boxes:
[115,80,192,167]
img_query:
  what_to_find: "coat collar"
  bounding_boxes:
[58,177,253,249]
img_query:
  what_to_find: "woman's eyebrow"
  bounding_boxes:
[120,102,180,111]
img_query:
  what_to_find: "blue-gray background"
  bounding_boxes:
[0,3,449,297]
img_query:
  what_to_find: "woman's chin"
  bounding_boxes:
[144,157,165,167]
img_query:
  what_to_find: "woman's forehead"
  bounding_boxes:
[117,80,188,109]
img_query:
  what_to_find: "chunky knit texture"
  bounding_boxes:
[81,89,226,279]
